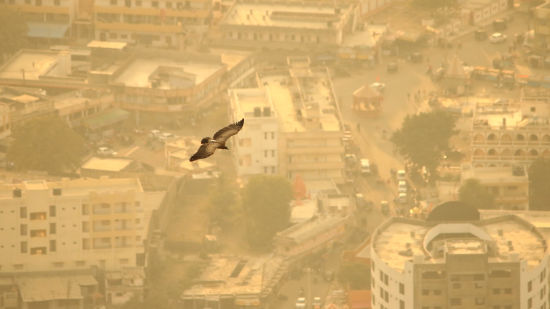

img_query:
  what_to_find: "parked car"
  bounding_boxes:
[97,146,117,156]
[387,62,399,73]
[398,192,408,204]
[489,32,507,44]
[369,82,386,92]
[295,297,307,309]
[397,169,406,181]
[313,297,322,309]
[360,158,371,175]
[474,29,487,41]
[398,180,407,193]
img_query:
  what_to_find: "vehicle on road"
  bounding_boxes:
[489,32,507,43]
[369,82,386,92]
[397,169,406,181]
[398,180,407,193]
[313,297,322,309]
[360,158,371,175]
[387,62,399,73]
[295,297,307,309]
[398,192,408,204]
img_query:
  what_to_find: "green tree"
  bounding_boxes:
[208,174,238,229]
[459,178,495,209]
[7,116,87,174]
[338,262,371,289]
[241,175,293,249]
[391,110,457,178]
[0,8,28,57]
[529,158,550,210]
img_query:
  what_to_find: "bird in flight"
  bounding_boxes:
[189,118,244,162]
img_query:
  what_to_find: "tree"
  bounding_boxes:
[337,262,371,289]
[529,158,550,210]
[0,8,28,58]
[208,174,238,229]
[241,175,293,249]
[459,178,495,209]
[7,116,87,174]
[391,110,457,177]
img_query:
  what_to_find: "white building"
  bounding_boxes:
[229,87,279,177]
[0,177,165,273]
[367,202,549,309]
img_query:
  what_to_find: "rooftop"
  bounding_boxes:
[221,3,348,30]
[372,215,547,272]
[113,57,224,89]
[0,50,68,81]
[461,165,528,184]
[230,88,276,119]
[17,274,97,302]
[277,215,348,243]
[260,65,340,132]
[81,157,133,172]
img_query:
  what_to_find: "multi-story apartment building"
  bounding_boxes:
[534,1,550,53]
[471,100,550,168]
[93,0,214,47]
[461,165,529,210]
[229,56,345,183]
[229,87,279,177]
[213,0,356,51]
[0,177,164,273]
[0,0,78,40]
[370,203,549,309]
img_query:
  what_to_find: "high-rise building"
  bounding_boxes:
[0,177,164,273]
[368,202,549,309]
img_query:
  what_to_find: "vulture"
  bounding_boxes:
[189,118,244,162]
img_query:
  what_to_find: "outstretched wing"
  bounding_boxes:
[189,142,218,162]
[213,118,244,144]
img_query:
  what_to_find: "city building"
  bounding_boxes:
[0,177,165,273]
[181,255,287,308]
[229,87,279,177]
[233,56,345,183]
[532,1,550,53]
[93,0,214,48]
[213,1,356,51]
[0,86,54,131]
[53,89,114,128]
[105,267,145,306]
[471,100,550,167]
[460,0,509,26]
[0,0,79,41]
[369,201,549,309]
[461,164,529,210]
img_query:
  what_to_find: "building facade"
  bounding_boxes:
[370,206,549,309]
[93,0,213,48]
[0,177,164,273]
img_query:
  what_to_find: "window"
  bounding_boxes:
[166,1,171,8]
[20,224,27,236]
[35,0,41,5]
[264,150,268,158]
[135,0,141,6]
[452,283,461,289]
[54,0,60,5]
[125,0,130,7]
[20,207,27,219]
[271,132,275,139]
[450,298,462,306]
[422,289,429,296]
[50,223,56,234]
[152,1,158,7]
[20,241,27,253]
[433,289,442,295]
[400,300,404,309]
[493,288,501,295]
[528,297,532,309]
[76,261,86,267]
[49,205,56,217]
[110,0,117,4]
[30,230,47,237]
[82,204,89,215]
[399,283,404,294]
[504,288,512,294]
[264,132,268,139]
[529,280,533,292]
[541,269,547,283]
[30,212,46,220]
[475,297,485,305]
[50,240,56,252]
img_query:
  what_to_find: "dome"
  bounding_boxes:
[426,201,480,222]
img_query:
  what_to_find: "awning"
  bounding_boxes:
[83,108,130,130]
[27,22,70,39]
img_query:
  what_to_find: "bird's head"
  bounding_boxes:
[200,137,211,144]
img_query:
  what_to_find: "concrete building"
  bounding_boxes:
[461,164,529,210]
[229,87,279,177]
[53,89,114,128]
[471,100,550,167]
[0,0,78,41]
[93,0,214,48]
[237,56,345,183]
[533,1,550,52]
[213,1,356,51]
[368,202,549,309]
[105,267,145,306]
[460,0,509,25]
[0,177,165,273]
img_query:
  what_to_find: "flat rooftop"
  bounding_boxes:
[222,3,347,30]
[230,88,276,118]
[261,72,340,132]
[461,166,528,184]
[372,216,547,272]
[0,50,62,80]
[81,157,133,172]
[114,58,224,89]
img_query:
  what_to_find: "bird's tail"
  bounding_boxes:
[219,145,229,150]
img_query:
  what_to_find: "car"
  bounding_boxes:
[369,82,386,92]
[295,297,307,309]
[387,62,398,73]
[489,32,507,43]
[149,129,161,138]
[398,180,407,193]
[398,192,408,204]
[360,158,371,175]
[97,146,117,156]
[313,297,322,309]
[397,169,406,181]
